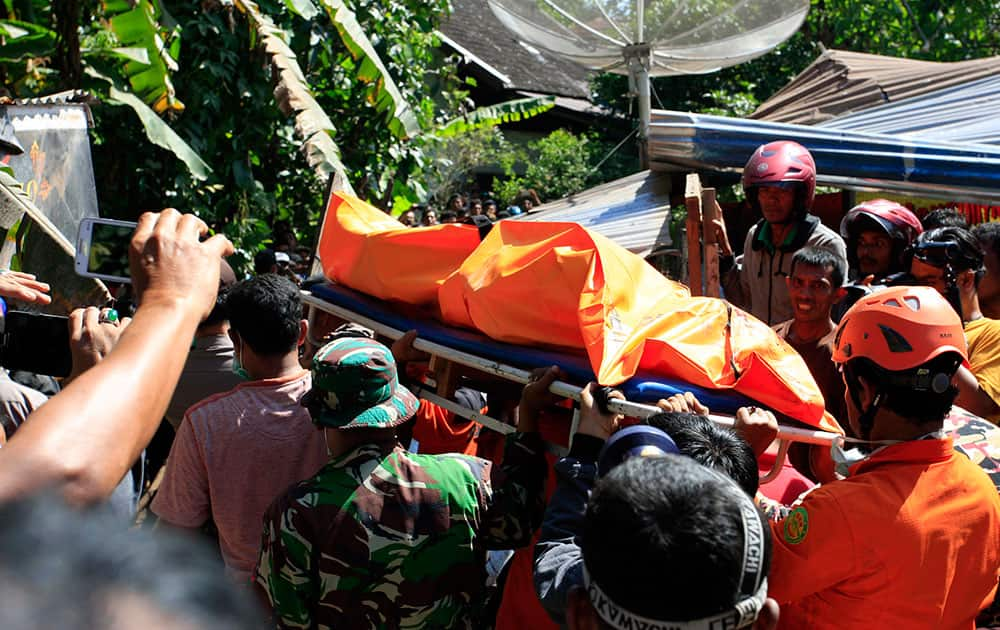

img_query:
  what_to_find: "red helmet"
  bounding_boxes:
[840,199,922,244]
[742,141,817,212]
[832,285,967,372]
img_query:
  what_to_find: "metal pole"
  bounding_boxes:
[626,43,652,170]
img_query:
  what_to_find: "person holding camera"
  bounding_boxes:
[0,209,234,505]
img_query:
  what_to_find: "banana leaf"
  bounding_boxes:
[316,0,420,140]
[102,0,183,114]
[234,0,352,189]
[436,96,557,138]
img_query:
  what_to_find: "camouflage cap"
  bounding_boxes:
[305,336,419,429]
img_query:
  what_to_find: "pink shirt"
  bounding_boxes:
[152,371,328,583]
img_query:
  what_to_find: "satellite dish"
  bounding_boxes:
[486,0,809,161]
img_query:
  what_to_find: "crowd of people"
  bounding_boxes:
[397,190,542,228]
[0,138,996,630]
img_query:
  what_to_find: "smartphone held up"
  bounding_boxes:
[75,217,136,284]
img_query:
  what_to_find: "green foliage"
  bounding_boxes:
[420,126,510,209]
[492,128,638,207]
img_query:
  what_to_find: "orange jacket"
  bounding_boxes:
[770,438,1000,629]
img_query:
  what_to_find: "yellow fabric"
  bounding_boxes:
[964,317,1000,422]
[318,192,841,433]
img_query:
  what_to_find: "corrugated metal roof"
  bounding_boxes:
[513,170,672,255]
[648,109,1000,203]
[819,74,1000,145]
[751,49,1000,125]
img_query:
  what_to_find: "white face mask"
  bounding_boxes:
[830,441,869,478]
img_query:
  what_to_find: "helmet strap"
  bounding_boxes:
[844,363,883,443]
[942,265,966,321]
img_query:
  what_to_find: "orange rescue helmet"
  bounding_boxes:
[832,285,967,372]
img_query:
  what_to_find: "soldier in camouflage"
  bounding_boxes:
[255,335,549,629]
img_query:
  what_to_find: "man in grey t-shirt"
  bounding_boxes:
[164,261,242,429]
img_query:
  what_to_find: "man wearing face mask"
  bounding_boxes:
[153,274,328,584]
[761,286,1000,629]
[716,141,847,326]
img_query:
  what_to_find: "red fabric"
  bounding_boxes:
[757,450,815,504]
[495,412,571,630]
[411,399,479,456]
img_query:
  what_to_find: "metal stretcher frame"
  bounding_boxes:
[303,292,843,482]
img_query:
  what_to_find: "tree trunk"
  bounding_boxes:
[53,0,83,89]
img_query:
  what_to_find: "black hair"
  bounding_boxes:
[845,353,960,427]
[227,274,302,356]
[0,494,264,629]
[440,211,457,222]
[921,207,968,231]
[645,412,758,495]
[201,284,231,328]
[253,249,277,275]
[484,199,497,209]
[582,456,771,622]
[972,221,1000,258]
[790,245,847,289]
[913,226,985,282]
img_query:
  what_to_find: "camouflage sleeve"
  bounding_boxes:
[255,494,318,630]
[480,431,548,549]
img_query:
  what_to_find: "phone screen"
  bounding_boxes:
[88,223,134,280]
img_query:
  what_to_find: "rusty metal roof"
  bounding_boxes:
[751,49,1000,125]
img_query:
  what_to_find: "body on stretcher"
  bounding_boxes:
[302,285,843,484]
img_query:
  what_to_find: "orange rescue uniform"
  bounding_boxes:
[770,437,1000,630]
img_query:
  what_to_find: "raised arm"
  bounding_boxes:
[0,210,232,504]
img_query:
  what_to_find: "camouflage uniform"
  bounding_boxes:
[255,335,547,629]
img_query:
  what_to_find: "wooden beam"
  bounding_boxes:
[701,187,720,297]
[684,174,703,295]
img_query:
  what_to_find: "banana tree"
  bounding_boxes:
[0,0,211,178]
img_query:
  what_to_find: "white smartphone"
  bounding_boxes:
[75,217,137,284]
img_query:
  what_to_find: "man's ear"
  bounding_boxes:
[298,319,309,347]
[754,598,780,630]
[566,585,602,630]
[854,373,877,408]
[957,269,976,291]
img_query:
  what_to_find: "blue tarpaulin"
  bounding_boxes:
[649,109,1000,203]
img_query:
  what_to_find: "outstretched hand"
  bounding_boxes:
[129,209,233,320]
[65,306,132,384]
[0,271,51,305]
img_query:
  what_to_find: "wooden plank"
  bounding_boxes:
[684,173,703,295]
[701,187,721,297]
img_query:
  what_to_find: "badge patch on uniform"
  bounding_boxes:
[783,506,809,544]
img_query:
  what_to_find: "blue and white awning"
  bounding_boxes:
[649,109,1000,203]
